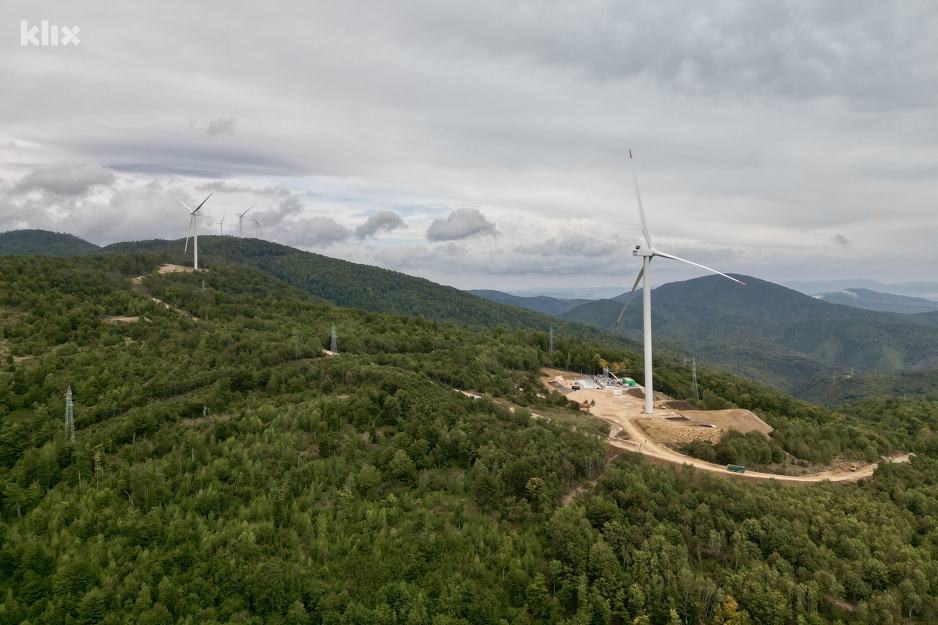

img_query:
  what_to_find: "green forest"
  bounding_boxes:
[3,251,938,624]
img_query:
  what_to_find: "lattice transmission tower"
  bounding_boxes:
[330,323,338,353]
[65,386,75,445]
[691,358,699,401]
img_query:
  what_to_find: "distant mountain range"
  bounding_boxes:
[811,288,938,314]
[466,290,594,316]
[786,278,938,301]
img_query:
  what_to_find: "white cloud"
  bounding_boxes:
[426,208,498,242]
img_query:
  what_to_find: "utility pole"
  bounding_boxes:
[65,387,75,445]
[548,327,554,355]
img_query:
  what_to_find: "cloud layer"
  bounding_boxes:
[2,0,938,292]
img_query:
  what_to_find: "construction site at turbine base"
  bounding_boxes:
[540,368,908,485]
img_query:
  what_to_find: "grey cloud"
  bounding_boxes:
[13,164,116,196]
[271,194,305,219]
[426,208,497,241]
[516,235,617,258]
[279,216,351,247]
[831,234,851,247]
[374,1,938,109]
[354,210,406,239]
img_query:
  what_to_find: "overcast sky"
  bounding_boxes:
[3,1,938,297]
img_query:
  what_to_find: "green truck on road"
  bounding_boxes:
[726,465,746,473]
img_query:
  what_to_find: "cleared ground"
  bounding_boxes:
[541,368,909,484]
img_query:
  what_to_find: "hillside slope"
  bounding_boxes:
[101,236,641,350]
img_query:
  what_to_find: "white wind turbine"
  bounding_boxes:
[236,205,255,238]
[252,217,262,238]
[218,213,226,235]
[614,151,745,415]
[178,193,212,270]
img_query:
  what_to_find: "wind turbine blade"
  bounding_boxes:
[615,266,645,328]
[238,204,255,218]
[655,251,747,285]
[630,150,652,249]
[176,196,195,214]
[193,193,213,214]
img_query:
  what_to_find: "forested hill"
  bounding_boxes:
[4,253,938,623]
[101,235,638,348]
[0,230,100,256]
[561,274,938,395]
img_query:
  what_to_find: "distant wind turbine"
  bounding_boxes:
[178,193,212,270]
[218,214,226,235]
[252,217,262,238]
[236,205,255,238]
[615,151,745,415]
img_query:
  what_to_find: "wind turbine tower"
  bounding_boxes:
[549,327,554,355]
[253,217,262,238]
[236,205,254,238]
[218,214,226,235]
[178,193,212,270]
[615,151,744,414]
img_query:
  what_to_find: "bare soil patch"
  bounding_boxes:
[103,316,142,324]
[158,264,194,274]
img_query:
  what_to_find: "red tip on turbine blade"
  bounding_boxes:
[629,149,632,158]
[739,281,747,286]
